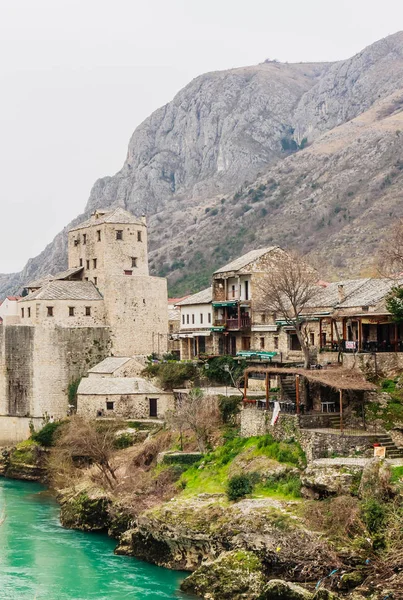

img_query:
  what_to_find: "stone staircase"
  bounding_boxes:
[329,414,341,429]
[281,376,297,403]
[375,434,403,459]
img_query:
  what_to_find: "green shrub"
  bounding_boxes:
[218,395,242,424]
[361,498,386,534]
[256,434,306,466]
[227,474,253,501]
[31,422,63,447]
[114,433,134,449]
[143,361,199,390]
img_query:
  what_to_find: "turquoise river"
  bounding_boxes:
[0,479,193,600]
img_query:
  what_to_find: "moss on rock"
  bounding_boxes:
[181,550,265,599]
[60,491,111,531]
[259,579,313,600]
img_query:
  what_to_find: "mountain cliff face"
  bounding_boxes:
[3,32,403,296]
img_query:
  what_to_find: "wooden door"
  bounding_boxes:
[149,398,158,418]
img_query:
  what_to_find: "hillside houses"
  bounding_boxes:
[174,248,403,365]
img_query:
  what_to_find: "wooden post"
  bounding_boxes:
[330,319,334,348]
[339,389,343,433]
[319,318,323,349]
[295,374,300,414]
[244,372,248,400]
[187,337,191,359]
[395,323,398,352]
[265,373,269,406]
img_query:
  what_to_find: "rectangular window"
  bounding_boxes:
[231,285,235,298]
[261,313,266,323]
[245,280,249,301]
[21,308,24,318]
[116,230,123,240]
[94,277,97,286]
[182,314,185,325]
[97,230,101,242]
[137,231,142,242]
[106,401,114,411]
[131,257,137,268]
[86,260,90,269]
[74,238,79,246]
[124,270,133,276]
[169,324,174,333]
[186,314,189,324]
[79,258,83,266]
[310,333,315,346]
[69,307,75,317]
[85,306,91,316]
[242,337,251,350]
[192,314,195,324]
[200,313,203,324]
[84,277,88,281]
[82,234,87,244]
[208,313,211,323]
[274,336,279,350]
[149,398,158,417]
[27,307,31,318]
[47,306,54,317]
[93,258,97,269]
[260,337,265,349]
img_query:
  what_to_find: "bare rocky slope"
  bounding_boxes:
[3,32,403,296]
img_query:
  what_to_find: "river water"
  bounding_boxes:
[0,479,192,600]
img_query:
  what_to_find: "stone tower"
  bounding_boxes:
[68,208,168,356]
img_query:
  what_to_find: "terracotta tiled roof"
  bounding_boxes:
[20,281,103,302]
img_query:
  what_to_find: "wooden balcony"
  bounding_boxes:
[214,317,251,330]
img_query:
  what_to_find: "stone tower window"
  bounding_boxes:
[106,401,114,411]
[137,230,142,242]
[86,260,90,269]
[47,307,54,317]
[79,258,83,267]
[83,234,87,244]
[74,238,79,246]
[69,307,75,317]
[131,257,137,268]
[28,307,31,318]
[116,230,123,240]
[21,308,24,318]
[97,230,101,241]
[94,277,97,286]
[85,306,91,316]
[124,270,133,276]
[93,258,97,269]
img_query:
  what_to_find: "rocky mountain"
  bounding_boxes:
[3,32,403,296]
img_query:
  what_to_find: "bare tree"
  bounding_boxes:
[54,416,118,489]
[167,389,221,452]
[255,252,319,368]
[378,219,403,277]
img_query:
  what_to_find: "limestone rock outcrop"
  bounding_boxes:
[4,32,403,295]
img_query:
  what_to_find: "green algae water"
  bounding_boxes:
[0,479,192,600]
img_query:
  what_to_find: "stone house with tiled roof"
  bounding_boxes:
[176,288,213,359]
[0,208,168,444]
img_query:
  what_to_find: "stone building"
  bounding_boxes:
[0,208,168,444]
[176,288,213,359]
[0,296,21,325]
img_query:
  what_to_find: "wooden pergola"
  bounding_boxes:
[243,366,376,432]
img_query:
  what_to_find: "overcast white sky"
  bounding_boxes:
[0,0,402,273]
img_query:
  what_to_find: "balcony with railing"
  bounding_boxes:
[213,316,251,330]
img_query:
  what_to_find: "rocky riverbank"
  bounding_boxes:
[2,426,403,600]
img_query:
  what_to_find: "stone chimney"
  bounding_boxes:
[141,213,147,225]
[338,284,345,303]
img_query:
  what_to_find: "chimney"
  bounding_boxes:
[338,284,345,303]
[141,213,147,225]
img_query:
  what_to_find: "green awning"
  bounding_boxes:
[236,351,277,359]
[210,326,225,332]
[212,301,238,308]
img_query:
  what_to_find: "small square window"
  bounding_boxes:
[116,230,123,240]
[93,258,97,269]
[84,277,89,281]
[97,230,101,241]
[27,307,31,318]
[21,308,24,318]
[69,307,75,317]
[86,260,90,269]
[83,234,87,245]
[85,306,91,316]
[47,306,54,317]
[137,231,142,242]
[74,239,79,246]
[124,270,133,276]
[131,257,137,268]
[106,401,114,411]
[79,258,83,266]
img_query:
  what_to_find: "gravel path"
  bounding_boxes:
[312,457,403,467]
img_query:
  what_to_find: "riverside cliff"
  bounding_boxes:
[3,416,402,600]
